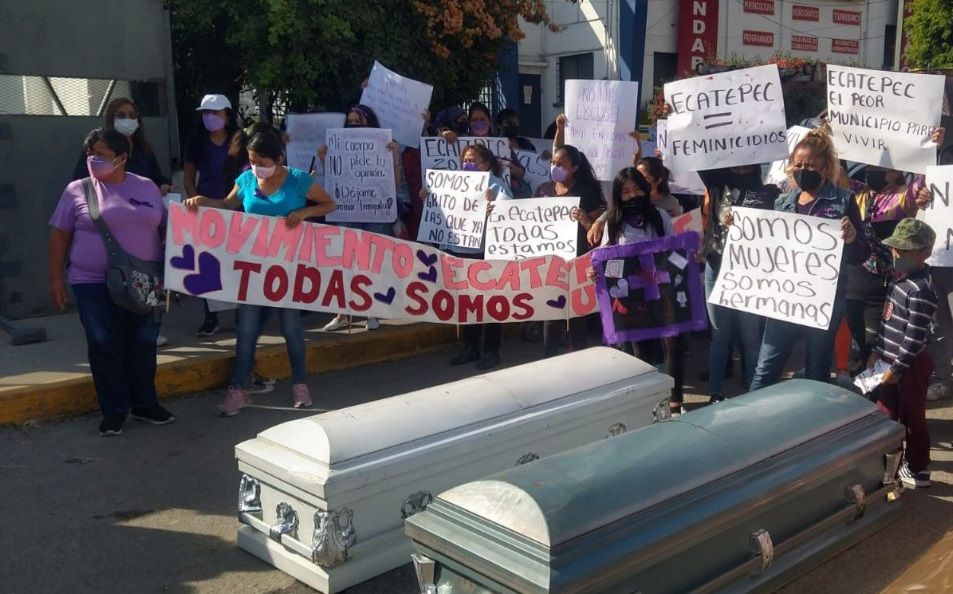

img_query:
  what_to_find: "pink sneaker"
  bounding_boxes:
[292,383,312,409]
[220,386,250,417]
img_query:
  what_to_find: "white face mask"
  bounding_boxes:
[252,164,277,179]
[114,118,139,136]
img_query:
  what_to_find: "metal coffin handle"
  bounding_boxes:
[750,529,774,573]
[402,491,434,519]
[846,483,867,519]
[269,502,298,542]
[238,474,262,518]
[311,507,357,567]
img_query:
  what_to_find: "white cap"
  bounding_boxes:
[195,94,232,111]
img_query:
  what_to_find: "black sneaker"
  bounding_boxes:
[708,394,726,405]
[476,352,501,371]
[197,318,219,337]
[130,405,176,426]
[247,372,276,394]
[99,415,125,437]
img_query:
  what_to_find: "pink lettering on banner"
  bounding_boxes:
[199,209,227,248]
[312,226,343,267]
[169,204,199,246]
[250,217,273,258]
[267,220,305,262]
[546,258,570,291]
[392,242,415,279]
[227,211,259,254]
[498,261,522,291]
[520,257,547,289]
[441,255,468,290]
[368,234,397,274]
[342,229,371,270]
[570,255,597,315]
[467,260,496,291]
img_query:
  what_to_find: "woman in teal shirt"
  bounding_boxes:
[185,123,336,415]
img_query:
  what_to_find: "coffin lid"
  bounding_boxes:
[438,380,879,548]
[253,347,656,467]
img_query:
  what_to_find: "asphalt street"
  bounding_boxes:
[2,338,952,594]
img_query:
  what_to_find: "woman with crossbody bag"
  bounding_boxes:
[48,128,174,436]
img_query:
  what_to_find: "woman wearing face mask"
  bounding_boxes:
[535,144,605,357]
[320,104,403,332]
[183,94,249,337]
[445,144,514,370]
[748,128,868,391]
[495,108,536,198]
[183,123,336,416]
[72,98,171,193]
[635,157,683,218]
[51,128,174,436]
[598,168,685,414]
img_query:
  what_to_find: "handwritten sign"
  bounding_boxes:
[918,165,953,267]
[285,113,344,173]
[591,232,707,344]
[360,61,433,147]
[419,136,511,185]
[564,79,639,181]
[417,169,489,249]
[708,207,844,330]
[486,197,580,260]
[764,125,812,191]
[827,65,944,174]
[664,65,788,171]
[655,120,706,195]
[164,204,598,323]
[515,149,551,194]
[323,128,397,224]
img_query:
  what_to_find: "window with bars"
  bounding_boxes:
[0,75,162,117]
[555,53,594,106]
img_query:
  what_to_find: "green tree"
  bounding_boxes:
[904,0,953,69]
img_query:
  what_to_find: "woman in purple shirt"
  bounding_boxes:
[48,128,175,436]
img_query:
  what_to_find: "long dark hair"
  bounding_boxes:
[461,144,503,177]
[555,145,601,194]
[636,156,671,196]
[605,167,662,245]
[186,98,247,184]
[348,104,381,128]
[246,122,285,162]
[104,97,154,156]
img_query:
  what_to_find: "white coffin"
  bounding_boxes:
[234,347,673,593]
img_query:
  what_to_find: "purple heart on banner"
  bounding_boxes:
[183,251,223,295]
[170,244,196,271]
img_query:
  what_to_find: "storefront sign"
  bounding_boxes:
[677,0,720,74]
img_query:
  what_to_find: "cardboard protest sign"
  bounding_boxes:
[591,232,707,344]
[323,128,397,224]
[163,204,598,323]
[564,79,639,181]
[918,165,953,267]
[655,120,706,195]
[664,65,788,171]
[826,66,944,174]
[486,197,580,260]
[514,149,551,194]
[360,61,433,147]
[764,125,812,191]
[285,113,345,173]
[708,207,845,330]
[417,169,490,249]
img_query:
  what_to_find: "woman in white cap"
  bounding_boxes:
[183,94,249,337]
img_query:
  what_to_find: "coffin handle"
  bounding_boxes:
[238,474,262,518]
[402,491,434,519]
[750,529,774,573]
[653,398,672,423]
[269,502,299,542]
[607,423,627,438]
[412,553,438,594]
[846,483,866,519]
[311,507,357,567]
[516,452,540,466]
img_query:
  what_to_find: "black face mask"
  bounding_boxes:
[620,197,648,213]
[793,168,823,192]
[866,170,889,192]
[501,124,520,138]
[730,171,762,192]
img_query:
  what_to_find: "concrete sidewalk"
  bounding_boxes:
[0,297,458,425]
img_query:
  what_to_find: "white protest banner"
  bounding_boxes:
[655,120,706,195]
[285,113,345,172]
[164,204,598,323]
[419,136,511,184]
[564,79,639,181]
[708,207,844,330]
[664,65,788,171]
[827,66,944,174]
[515,149,551,194]
[918,165,953,267]
[360,61,433,148]
[765,125,812,191]
[417,169,490,249]
[323,128,397,224]
[486,197,580,260]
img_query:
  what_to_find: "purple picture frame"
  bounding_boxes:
[591,232,708,345]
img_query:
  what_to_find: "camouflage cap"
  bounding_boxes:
[882,218,936,251]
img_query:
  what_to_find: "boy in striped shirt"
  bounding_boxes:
[869,218,938,488]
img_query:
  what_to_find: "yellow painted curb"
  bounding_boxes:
[0,324,459,426]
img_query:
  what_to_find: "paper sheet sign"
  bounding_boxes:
[163,204,598,323]
[417,169,490,249]
[708,207,845,330]
[564,79,639,182]
[514,149,552,194]
[419,136,511,185]
[827,65,944,174]
[918,165,953,267]
[360,61,433,147]
[486,197,580,260]
[655,120,706,195]
[591,232,707,344]
[285,113,345,173]
[664,65,789,171]
[323,128,397,224]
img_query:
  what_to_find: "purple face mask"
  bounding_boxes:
[551,165,571,183]
[470,119,490,136]
[461,162,480,172]
[202,112,226,132]
[87,155,120,179]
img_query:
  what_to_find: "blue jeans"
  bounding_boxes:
[749,297,847,391]
[230,304,307,388]
[72,283,159,416]
[704,266,763,396]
